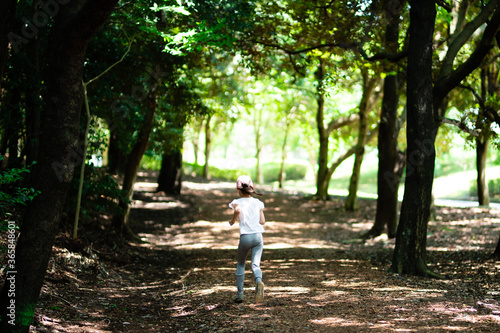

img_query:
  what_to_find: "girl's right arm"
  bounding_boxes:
[229,204,240,226]
[259,210,265,225]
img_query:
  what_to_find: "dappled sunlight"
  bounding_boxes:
[56,178,496,332]
[427,211,500,253]
[138,218,361,250]
[38,318,114,333]
[139,220,239,249]
[310,316,365,328]
[132,199,190,210]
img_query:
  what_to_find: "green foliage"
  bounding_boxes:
[489,179,500,200]
[182,161,306,183]
[0,157,40,220]
[261,163,307,183]
[183,162,246,181]
[158,0,255,55]
[140,154,162,171]
[468,178,500,201]
[66,165,128,222]
[434,150,475,178]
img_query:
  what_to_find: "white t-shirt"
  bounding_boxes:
[229,197,265,235]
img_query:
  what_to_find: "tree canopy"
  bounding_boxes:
[1,0,500,331]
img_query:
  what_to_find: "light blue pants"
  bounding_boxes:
[236,233,263,295]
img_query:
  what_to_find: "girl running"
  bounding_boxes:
[228,175,266,303]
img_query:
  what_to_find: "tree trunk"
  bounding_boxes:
[476,68,491,206]
[113,101,156,240]
[0,2,118,331]
[476,132,490,206]
[493,234,500,260]
[371,72,403,238]
[254,108,264,184]
[24,43,42,167]
[278,115,291,189]
[368,1,404,239]
[203,115,212,179]
[157,151,183,195]
[107,127,127,174]
[345,71,379,211]
[192,117,203,165]
[390,0,439,277]
[315,61,330,200]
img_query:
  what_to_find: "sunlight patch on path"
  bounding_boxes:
[139,220,239,249]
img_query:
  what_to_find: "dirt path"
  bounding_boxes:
[32,176,500,332]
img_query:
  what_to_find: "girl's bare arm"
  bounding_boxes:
[229,204,240,225]
[259,210,265,225]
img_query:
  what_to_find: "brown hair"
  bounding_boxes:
[239,183,263,196]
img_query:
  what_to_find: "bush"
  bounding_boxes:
[65,165,129,223]
[0,157,40,222]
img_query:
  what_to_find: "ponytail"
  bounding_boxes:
[241,183,263,196]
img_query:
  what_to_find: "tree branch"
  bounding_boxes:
[436,0,452,12]
[357,43,408,62]
[434,4,500,107]
[326,113,359,134]
[458,83,484,108]
[440,0,498,79]
[439,117,481,136]
[325,124,379,180]
[85,32,139,86]
[486,108,500,126]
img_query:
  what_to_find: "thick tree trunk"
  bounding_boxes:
[390,0,440,277]
[371,74,402,237]
[0,2,118,331]
[369,3,404,239]
[157,151,183,195]
[24,64,42,167]
[24,1,42,167]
